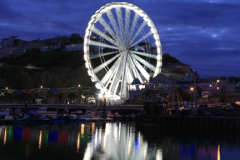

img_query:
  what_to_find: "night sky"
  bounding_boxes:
[0,0,239,78]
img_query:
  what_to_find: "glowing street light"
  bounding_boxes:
[217,80,220,83]
[190,87,194,91]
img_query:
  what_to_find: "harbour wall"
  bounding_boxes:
[157,116,240,131]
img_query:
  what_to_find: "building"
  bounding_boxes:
[128,78,146,100]
[65,44,83,51]
[235,82,240,93]
[0,34,82,56]
[0,36,22,57]
[40,44,60,52]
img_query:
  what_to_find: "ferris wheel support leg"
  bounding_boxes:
[120,51,129,100]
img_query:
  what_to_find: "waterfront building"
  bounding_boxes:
[235,82,240,94]
[65,44,83,51]
[128,78,145,100]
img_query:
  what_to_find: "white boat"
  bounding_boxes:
[0,108,12,116]
[14,109,23,116]
[70,110,83,119]
[85,111,95,118]
[36,107,58,118]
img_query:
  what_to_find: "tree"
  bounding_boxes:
[162,53,181,66]
[69,33,83,44]
[13,70,34,101]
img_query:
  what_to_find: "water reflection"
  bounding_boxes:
[0,123,240,160]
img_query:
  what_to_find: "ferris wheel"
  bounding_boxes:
[84,2,162,100]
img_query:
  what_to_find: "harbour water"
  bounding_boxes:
[0,122,240,160]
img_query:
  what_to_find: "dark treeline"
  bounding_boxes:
[0,49,94,103]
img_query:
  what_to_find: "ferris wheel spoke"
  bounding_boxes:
[89,40,119,50]
[130,20,147,45]
[128,53,143,82]
[120,51,129,98]
[91,27,119,47]
[93,54,120,73]
[126,62,134,84]
[90,51,117,59]
[100,54,123,85]
[121,79,128,98]
[130,50,157,59]
[116,7,124,35]
[124,8,131,35]
[129,12,139,40]
[106,9,120,37]
[131,56,150,82]
[130,30,153,47]
[109,53,127,95]
[131,53,156,71]
[98,16,120,44]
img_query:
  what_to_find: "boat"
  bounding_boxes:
[69,110,83,119]
[51,114,77,123]
[36,107,58,118]
[15,115,50,124]
[14,109,23,116]
[0,108,12,116]
[57,107,69,116]
[0,108,12,119]
[112,113,121,121]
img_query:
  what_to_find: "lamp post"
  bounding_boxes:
[190,87,194,115]
[194,71,197,110]
[5,87,8,103]
[217,80,220,103]
[78,84,81,104]
[102,93,106,118]
[40,86,43,104]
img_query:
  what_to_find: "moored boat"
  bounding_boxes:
[37,107,58,118]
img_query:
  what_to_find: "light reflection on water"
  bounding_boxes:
[0,122,240,160]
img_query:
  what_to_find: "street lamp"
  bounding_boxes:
[39,86,43,104]
[78,84,81,104]
[217,80,220,103]
[190,87,194,115]
[102,93,106,118]
[190,87,194,91]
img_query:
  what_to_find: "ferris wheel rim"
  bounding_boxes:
[84,2,162,99]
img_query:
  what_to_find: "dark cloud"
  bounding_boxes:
[0,0,239,78]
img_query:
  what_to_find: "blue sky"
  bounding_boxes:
[0,0,239,78]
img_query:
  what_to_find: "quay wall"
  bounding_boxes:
[157,116,240,131]
[0,104,143,111]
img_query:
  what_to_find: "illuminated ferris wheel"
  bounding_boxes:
[84,2,162,101]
